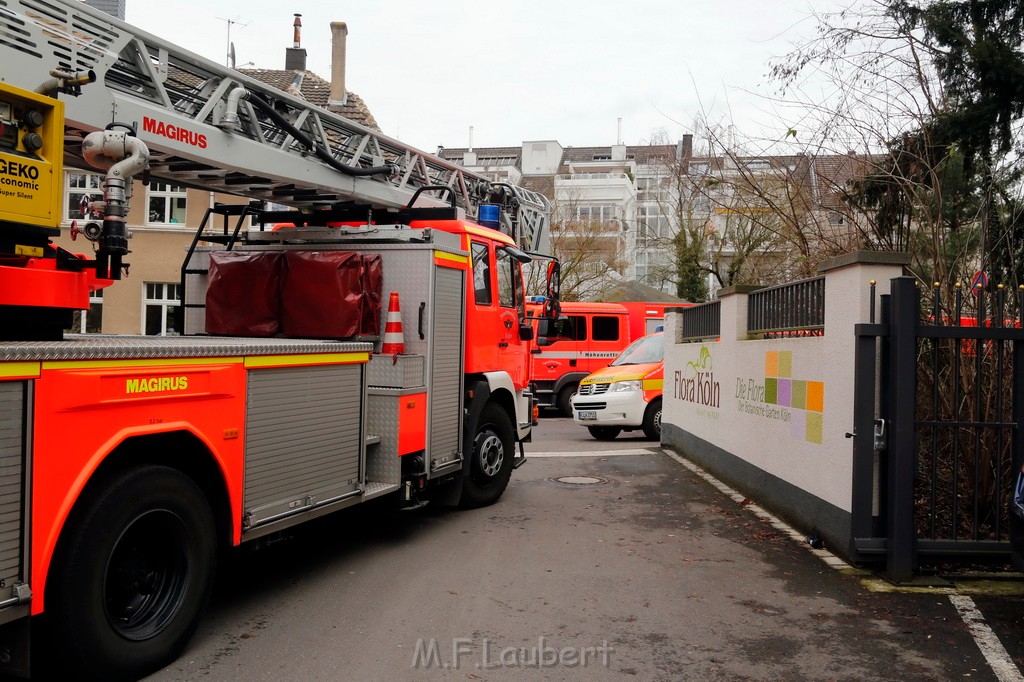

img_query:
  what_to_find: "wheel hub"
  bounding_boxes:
[478,432,504,477]
[104,510,190,641]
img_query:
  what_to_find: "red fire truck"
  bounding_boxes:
[527,300,675,415]
[0,2,557,678]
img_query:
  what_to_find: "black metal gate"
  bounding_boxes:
[851,276,1024,581]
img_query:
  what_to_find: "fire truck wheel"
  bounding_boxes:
[587,426,621,440]
[47,466,217,680]
[557,385,576,417]
[460,403,515,508]
[642,398,663,440]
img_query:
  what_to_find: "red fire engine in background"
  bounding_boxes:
[0,1,558,678]
[527,300,676,415]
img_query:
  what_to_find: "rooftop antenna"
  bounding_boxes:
[217,16,251,67]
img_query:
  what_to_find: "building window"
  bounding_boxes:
[636,176,670,200]
[692,192,711,214]
[67,289,103,334]
[143,282,180,335]
[828,212,846,225]
[637,206,672,240]
[577,205,618,222]
[147,182,187,224]
[66,172,104,222]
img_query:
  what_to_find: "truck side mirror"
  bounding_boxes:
[519,324,535,342]
[546,261,560,301]
[536,335,552,347]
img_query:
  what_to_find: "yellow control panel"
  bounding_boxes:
[0,83,64,228]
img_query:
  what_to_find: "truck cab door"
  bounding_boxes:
[581,313,625,375]
[534,314,582,385]
[495,246,529,389]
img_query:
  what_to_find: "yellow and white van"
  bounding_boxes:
[570,332,664,440]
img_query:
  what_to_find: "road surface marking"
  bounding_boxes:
[950,595,1024,682]
[526,449,653,458]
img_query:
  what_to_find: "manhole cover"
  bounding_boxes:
[551,476,608,486]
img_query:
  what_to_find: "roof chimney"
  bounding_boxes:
[328,22,348,106]
[285,13,306,71]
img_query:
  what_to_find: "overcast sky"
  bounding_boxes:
[125,1,841,154]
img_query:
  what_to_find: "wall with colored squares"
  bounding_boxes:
[764,350,825,444]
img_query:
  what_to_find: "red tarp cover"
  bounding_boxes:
[205,251,282,336]
[360,254,383,336]
[206,250,383,340]
[281,251,363,339]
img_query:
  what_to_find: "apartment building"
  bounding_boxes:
[441,137,867,298]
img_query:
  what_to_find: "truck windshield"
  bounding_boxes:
[610,333,664,366]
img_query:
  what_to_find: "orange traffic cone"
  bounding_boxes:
[380,291,405,356]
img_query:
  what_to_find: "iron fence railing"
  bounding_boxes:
[679,300,721,342]
[747,276,825,337]
[852,278,1024,579]
[914,283,1024,553]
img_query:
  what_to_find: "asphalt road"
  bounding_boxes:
[144,417,1024,681]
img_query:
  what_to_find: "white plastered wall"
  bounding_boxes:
[663,257,907,513]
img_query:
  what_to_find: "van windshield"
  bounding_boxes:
[610,333,664,366]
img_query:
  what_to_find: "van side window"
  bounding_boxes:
[592,316,620,341]
[471,242,492,305]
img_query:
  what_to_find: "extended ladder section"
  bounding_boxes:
[0,0,549,251]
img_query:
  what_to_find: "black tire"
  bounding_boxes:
[642,398,663,441]
[47,466,217,681]
[460,403,516,508]
[557,385,576,417]
[588,426,621,441]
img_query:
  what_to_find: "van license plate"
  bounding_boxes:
[578,410,597,420]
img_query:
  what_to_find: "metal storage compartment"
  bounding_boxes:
[243,362,366,528]
[190,230,468,485]
[0,381,28,624]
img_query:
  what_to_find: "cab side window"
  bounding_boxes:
[592,316,620,341]
[496,247,522,311]
[546,315,582,341]
[573,315,588,341]
[471,242,492,306]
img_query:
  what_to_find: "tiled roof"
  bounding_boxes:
[628,145,677,165]
[439,147,524,169]
[239,68,380,131]
[597,280,689,304]
[440,146,522,158]
[808,153,877,211]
